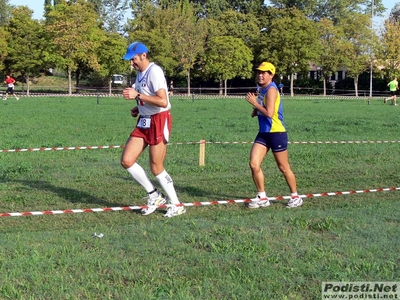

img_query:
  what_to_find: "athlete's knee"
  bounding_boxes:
[249,160,261,172]
[120,160,130,169]
[277,163,291,174]
[121,157,135,169]
[150,163,164,176]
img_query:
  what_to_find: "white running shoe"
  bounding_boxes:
[2,98,6,101]
[16,97,19,100]
[163,206,186,218]
[141,191,166,216]
[247,196,270,209]
[287,196,303,208]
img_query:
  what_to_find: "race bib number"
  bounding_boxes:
[137,115,151,129]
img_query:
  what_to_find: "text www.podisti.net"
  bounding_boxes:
[322,282,399,299]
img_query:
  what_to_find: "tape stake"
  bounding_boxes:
[199,140,206,166]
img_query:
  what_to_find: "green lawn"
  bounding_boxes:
[0,96,399,299]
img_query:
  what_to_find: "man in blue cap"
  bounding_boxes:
[120,41,186,217]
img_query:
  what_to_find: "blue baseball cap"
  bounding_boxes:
[122,42,148,60]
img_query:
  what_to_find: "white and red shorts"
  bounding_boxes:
[130,110,172,145]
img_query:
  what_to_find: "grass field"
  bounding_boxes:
[0,95,399,299]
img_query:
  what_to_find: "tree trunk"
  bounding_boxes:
[290,74,295,97]
[109,76,112,96]
[187,70,191,95]
[25,75,30,96]
[224,79,227,96]
[354,75,359,97]
[68,68,72,95]
[219,79,223,96]
[323,76,327,96]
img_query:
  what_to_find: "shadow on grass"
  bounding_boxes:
[118,176,229,201]
[0,177,127,209]
[118,176,246,209]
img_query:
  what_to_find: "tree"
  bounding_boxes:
[340,14,376,96]
[377,17,400,79]
[89,0,129,33]
[259,8,320,96]
[127,0,206,94]
[43,0,61,9]
[4,6,49,95]
[189,0,265,17]
[45,0,105,95]
[268,0,386,24]
[189,0,231,17]
[0,27,9,72]
[389,2,400,22]
[165,2,206,94]
[226,0,265,14]
[0,0,11,26]
[202,36,253,96]
[208,10,261,51]
[315,18,350,96]
[43,0,52,16]
[97,32,129,95]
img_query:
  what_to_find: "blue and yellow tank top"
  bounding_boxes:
[257,82,286,133]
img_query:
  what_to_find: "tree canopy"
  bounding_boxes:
[0,0,398,96]
[4,6,48,94]
[45,0,105,94]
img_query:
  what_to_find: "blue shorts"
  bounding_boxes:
[254,132,288,152]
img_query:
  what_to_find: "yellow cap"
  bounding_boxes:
[256,62,276,75]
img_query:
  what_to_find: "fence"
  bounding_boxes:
[3,85,391,98]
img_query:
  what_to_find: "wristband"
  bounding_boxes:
[135,94,141,101]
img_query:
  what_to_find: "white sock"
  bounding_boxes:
[156,170,179,204]
[126,163,154,193]
[291,192,298,197]
[257,191,267,199]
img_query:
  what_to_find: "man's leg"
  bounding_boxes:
[149,142,186,217]
[149,142,180,204]
[122,136,167,215]
[121,136,156,193]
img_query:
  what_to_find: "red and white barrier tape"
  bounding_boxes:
[0,145,123,153]
[0,187,398,217]
[1,140,399,153]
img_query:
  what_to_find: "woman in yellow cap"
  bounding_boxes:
[245,62,303,208]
